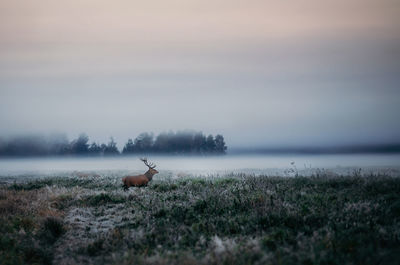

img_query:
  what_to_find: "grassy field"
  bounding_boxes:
[0,172,399,265]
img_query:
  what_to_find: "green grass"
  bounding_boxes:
[1,173,400,264]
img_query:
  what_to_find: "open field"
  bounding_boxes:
[1,172,399,265]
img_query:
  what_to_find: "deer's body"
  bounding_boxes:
[123,158,158,190]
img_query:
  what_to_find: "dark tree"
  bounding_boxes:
[122,139,135,154]
[215,134,227,154]
[48,133,69,155]
[193,132,207,153]
[175,131,194,153]
[70,133,89,155]
[103,137,119,155]
[134,133,154,152]
[206,134,216,153]
[0,135,48,156]
[153,133,171,153]
[88,142,102,155]
[100,143,107,154]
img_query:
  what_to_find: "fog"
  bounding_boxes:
[1,154,400,176]
[1,0,399,148]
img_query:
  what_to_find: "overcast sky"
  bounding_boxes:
[1,0,399,148]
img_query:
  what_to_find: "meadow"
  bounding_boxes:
[0,172,399,265]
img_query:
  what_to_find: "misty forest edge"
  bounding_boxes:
[0,131,227,157]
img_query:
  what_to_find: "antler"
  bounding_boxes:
[140,157,156,169]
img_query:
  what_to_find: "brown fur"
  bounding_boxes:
[123,168,158,190]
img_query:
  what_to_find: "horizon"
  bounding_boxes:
[1,131,400,156]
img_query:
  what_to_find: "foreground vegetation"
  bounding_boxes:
[0,172,399,264]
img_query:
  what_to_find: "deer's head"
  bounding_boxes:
[140,158,159,175]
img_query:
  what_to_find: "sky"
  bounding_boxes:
[0,0,399,148]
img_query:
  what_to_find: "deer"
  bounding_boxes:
[122,158,159,190]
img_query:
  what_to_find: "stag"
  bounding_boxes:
[122,158,159,190]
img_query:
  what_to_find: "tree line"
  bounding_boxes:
[122,132,226,154]
[0,131,227,157]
